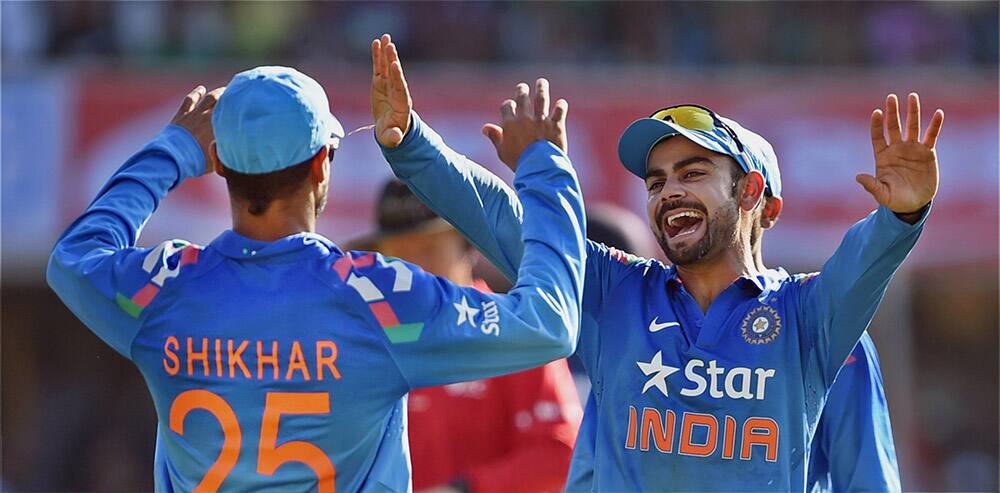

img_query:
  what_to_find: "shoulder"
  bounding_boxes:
[588,240,668,278]
[118,239,207,318]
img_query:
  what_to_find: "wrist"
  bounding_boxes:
[893,202,930,224]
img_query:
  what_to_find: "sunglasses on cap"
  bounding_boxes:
[649,104,746,154]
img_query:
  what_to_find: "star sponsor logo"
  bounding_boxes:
[637,351,680,396]
[648,317,680,333]
[635,352,778,401]
[453,296,480,327]
[741,306,781,345]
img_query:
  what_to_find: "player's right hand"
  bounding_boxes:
[482,78,569,172]
[170,85,225,175]
[371,33,412,148]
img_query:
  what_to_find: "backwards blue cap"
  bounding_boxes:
[213,66,345,175]
[617,108,782,198]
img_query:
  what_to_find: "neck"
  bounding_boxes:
[231,197,316,242]
[674,241,758,313]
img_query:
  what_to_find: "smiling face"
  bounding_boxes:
[644,136,747,266]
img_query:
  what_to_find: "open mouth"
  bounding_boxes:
[663,210,706,240]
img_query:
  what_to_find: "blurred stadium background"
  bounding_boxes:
[1,1,997,491]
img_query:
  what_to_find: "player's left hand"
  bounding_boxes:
[857,92,943,215]
[170,85,226,175]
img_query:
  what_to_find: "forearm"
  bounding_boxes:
[47,125,203,355]
[381,111,524,282]
[53,124,203,252]
[804,205,928,380]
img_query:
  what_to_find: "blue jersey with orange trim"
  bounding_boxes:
[381,112,926,491]
[47,125,586,492]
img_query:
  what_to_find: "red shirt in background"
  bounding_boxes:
[407,281,582,493]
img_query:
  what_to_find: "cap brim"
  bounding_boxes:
[342,217,454,251]
[328,114,345,149]
[617,118,736,179]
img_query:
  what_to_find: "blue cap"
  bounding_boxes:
[617,111,782,198]
[212,66,345,175]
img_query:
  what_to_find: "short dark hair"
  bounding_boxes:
[221,149,328,216]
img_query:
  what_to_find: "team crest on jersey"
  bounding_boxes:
[741,306,781,345]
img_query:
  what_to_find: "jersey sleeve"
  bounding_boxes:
[347,139,586,388]
[46,125,205,358]
[811,333,901,492]
[464,361,582,493]
[381,111,524,282]
[380,112,635,371]
[795,205,927,385]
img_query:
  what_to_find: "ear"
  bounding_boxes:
[760,196,783,229]
[211,142,226,177]
[738,170,766,212]
[310,146,329,186]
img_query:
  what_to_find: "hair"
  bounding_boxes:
[221,149,328,216]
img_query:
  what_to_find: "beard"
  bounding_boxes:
[656,198,740,266]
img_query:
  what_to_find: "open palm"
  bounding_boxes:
[857,93,944,214]
[371,33,412,148]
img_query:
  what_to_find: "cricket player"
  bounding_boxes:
[563,207,903,493]
[372,34,942,490]
[47,65,586,491]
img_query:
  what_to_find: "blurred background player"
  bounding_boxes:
[46,64,586,491]
[349,179,581,493]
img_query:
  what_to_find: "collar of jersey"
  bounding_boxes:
[664,265,789,295]
[210,230,341,260]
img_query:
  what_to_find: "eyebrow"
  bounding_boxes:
[646,157,716,179]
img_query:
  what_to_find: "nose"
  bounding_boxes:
[660,179,685,202]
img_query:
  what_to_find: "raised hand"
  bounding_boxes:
[482,78,568,171]
[857,93,943,215]
[371,33,412,148]
[170,85,226,175]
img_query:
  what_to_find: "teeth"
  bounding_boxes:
[666,211,704,227]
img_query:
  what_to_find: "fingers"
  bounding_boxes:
[482,123,503,148]
[534,78,550,120]
[551,98,568,126]
[923,108,944,148]
[380,127,405,148]
[177,85,206,116]
[199,87,225,111]
[388,60,410,102]
[374,33,392,79]
[500,99,516,122]
[514,82,531,118]
[885,94,903,144]
[870,109,887,154]
[905,92,920,143]
[855,173,886,202]
[372,38,382,77]
[386,40,401,69]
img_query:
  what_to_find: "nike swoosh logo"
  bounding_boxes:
[648,317,680,333]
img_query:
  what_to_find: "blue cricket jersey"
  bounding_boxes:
[381,112,927,491]
[47,124,587,492]
[807,335,901,492]
[568,332,902,493]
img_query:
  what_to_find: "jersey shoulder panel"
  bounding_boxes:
[117,239,209,320]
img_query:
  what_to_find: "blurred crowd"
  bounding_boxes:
[3,1,997,68]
